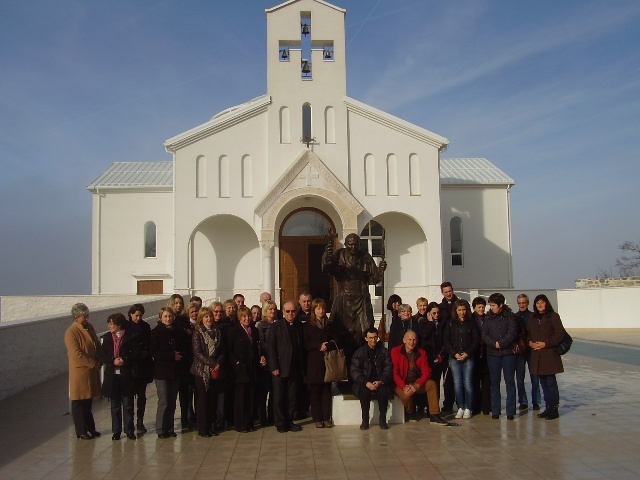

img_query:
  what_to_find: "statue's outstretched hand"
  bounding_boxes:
[378,260,387,272]
[324,243,333,261]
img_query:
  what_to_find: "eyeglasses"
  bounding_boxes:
[284,310,296,313]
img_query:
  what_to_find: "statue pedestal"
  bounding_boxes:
[331,384,405,425]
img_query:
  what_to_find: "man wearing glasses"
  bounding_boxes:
[267,301,306,432]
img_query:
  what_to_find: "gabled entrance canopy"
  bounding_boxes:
[255,149,364,246]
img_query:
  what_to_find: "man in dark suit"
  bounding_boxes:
[268,301,305,433]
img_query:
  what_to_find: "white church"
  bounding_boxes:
[87,0,515,309]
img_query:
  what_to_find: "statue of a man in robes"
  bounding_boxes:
[322,233,387,354]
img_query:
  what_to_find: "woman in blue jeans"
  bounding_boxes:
[443,299,479,419]
[481,293,518,420]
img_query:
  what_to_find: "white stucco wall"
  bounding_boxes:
[440,186,512,290]
[92,190,173,294]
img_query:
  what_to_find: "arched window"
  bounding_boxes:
[387,154,398,196]
[364,154,375,196]
[360,220,385,297]
[324,106,335,144]
[450,217,463,266]
[281,210,330,236]
[144,221,157,258]
[302,102,312,141]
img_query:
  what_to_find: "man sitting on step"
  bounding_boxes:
[391,330,451,426]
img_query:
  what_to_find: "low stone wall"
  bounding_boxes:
[0,294,166,322]
[0,298,165,401]
[575,277,640,288]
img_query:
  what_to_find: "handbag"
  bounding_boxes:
[554,330,573,355]
[324,341,348,382]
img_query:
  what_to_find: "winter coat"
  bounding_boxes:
[267,319,306,378]
[190,326,224,386]
[64,321,102,400]
[229,323,260,384]
[482,305,518,357]
[418,317,446,368]
[127,319,153,383]
[527,312,565,375]
[390,345,431,389]
[442,318,479,359]
[100,329,140,398]
[349,343,393,398]
[388,317,420,352]
[150,323,190,380]
[303,320,337,384]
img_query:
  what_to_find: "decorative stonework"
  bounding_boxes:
[575,277,640,288]
[255,149,364,236]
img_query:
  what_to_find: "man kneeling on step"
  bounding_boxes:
[350,327,393,430]
[391,331,451,426]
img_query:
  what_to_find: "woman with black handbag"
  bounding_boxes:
[527,294,566,420]
[304,298,337,428]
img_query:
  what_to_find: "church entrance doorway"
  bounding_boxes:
[279,208,335,308]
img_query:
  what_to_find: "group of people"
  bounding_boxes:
[377,282,567,425]
[64,283,567,440]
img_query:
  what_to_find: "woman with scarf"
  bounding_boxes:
[481,293,518,420]
[304,298,337,428]
[101,313,140,440]
[190,307,224,437]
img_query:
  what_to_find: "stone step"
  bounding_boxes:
[330,383,405,425]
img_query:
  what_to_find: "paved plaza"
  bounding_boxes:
[1,330,639,479]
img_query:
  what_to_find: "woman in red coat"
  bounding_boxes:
[527,294,565,420]
[304,298,337,428]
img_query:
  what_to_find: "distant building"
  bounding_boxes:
[87,0,515,307]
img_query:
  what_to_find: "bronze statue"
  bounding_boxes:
[322,233,387,354]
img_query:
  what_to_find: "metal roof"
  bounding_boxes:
[88,158,514,190]
[440,158,514,185]
[87,162,172,190]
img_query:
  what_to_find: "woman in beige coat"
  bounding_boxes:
[64,303,102,440]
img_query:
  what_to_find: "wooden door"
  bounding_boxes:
[279,238,308,304]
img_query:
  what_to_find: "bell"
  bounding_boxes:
[301,23,310,36]
[324,49,332,59]
[280,49,289,60]
[301,60,311,75]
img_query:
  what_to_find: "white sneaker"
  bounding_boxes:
[463,409,472,419]
[455,408,464,419]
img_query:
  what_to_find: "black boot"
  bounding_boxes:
[545,405,559,420]
[360,417,370,430]
[537,405,550,418]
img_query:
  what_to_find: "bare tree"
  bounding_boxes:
[616,240,640,276]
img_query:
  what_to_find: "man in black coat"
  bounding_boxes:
[267,301,306,433]
[439,282,458,413]
[350,327,393,430]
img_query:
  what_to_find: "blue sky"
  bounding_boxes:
[1,0,639,295]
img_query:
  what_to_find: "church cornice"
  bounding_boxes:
[164,96,272,153]
[265,0,346,15]
[344,97,449,151]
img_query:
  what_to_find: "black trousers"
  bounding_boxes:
[358,387,390,421]
[71,399,95,436]
[255,369,274,424]
[309,383,332,422]
[272,374,299,428]
[442,360,455,409]
[195,376,218,435]
[234,383,255,432]
[132,379,148,425]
